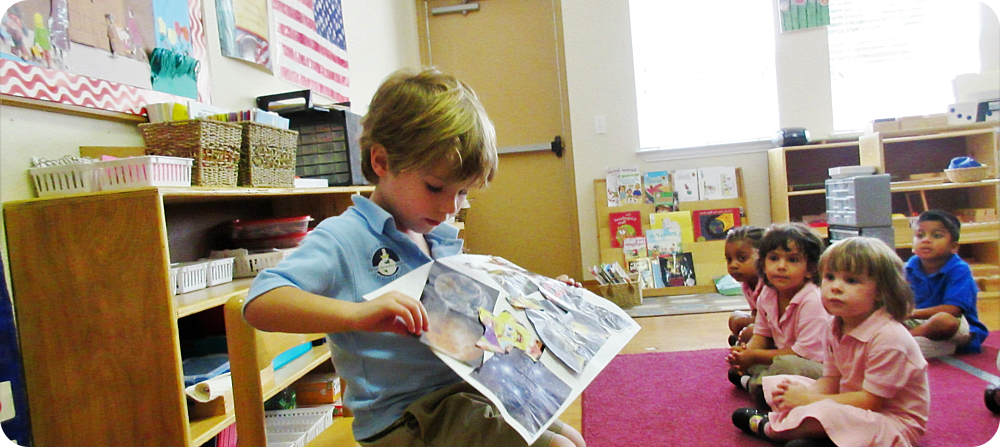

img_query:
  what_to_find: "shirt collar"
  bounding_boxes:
[906,253,960,278]
[834,308,893,342]
[788,282,819,306]
[351,194,463,257]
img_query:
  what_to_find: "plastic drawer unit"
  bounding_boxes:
[828,226,896,248]
[825,174,892,228]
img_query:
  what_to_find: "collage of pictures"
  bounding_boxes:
[365,254,640,443]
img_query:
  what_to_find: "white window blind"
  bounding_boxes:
[828,0,981,132]
[629,0,778,151]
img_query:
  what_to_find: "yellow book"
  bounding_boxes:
[171,102,189,121]
[649,211,694,244]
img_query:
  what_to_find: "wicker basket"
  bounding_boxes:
[139,119,241,187]
[944,165,991,183]
[238,122,298,187]
[598,282,642,308]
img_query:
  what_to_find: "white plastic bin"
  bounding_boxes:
[96,156,193,191]
[205,257,235,286]
[29,163,99,197]
[172,261,208,294]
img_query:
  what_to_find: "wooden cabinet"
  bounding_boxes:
[3,186,371,447]
[768,123,1000,324]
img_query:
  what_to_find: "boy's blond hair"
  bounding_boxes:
[820,237,914,322]
[360,68,498,187]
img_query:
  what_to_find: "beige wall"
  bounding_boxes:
[3,0,998,280]
[561,0,1000,274]
[0,1,420,281]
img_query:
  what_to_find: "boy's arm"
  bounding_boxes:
[244,286,429,336]
[911,263,978,319]
[909,304,963,319]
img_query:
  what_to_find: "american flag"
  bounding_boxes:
[273,0,350,103]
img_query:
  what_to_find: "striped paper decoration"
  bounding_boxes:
[273,0,349,103]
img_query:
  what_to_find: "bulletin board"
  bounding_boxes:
[593,168,748,297]
[0,0,211,115]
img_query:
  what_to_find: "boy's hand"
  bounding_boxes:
[555,274,583,288]
[350,291,429,336]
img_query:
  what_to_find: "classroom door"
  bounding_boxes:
[417,0,581,279]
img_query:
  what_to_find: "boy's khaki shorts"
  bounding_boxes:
[904,314,972,346]
[358,381,561,447]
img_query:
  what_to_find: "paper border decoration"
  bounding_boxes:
[0,0,211,114]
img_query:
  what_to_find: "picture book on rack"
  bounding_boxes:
[364,254,640,444]
[645,228,681,257]
[605,167,621,207]
[649,211,693,245]
[617,166,643,205]
[698,166,739,200]
[609,211,643,248]
[642,171,671,205]
[658,253,696,287]
[622,236,648,260]
[692,208,743,241]
[672,169,700,202]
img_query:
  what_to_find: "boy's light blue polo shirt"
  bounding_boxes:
[905,253,988,353]
[246,195,464,440]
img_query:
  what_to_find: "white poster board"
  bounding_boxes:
[364,254,640,444]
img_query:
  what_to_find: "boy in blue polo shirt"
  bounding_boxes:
[243,68,585,447]
[905,210,988,358]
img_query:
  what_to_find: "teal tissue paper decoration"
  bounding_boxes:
[150,47,199,99]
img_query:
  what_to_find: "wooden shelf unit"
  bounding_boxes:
[593,170,748,297]
[768,123,1000,326]
[3,185,372,447]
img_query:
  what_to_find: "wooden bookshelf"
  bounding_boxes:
[2,186,373,446]
[593,169,748,297]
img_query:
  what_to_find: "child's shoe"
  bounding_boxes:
[985,384,1000,414]
[750,383,769,410]
[784,438,837,447]
[728,369,746,388]
[732,407,770,439]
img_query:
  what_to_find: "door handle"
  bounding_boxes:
[495,136,563,157]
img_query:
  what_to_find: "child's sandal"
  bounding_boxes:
[732,407,770,439]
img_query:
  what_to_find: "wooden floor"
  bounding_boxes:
[315,312,733,445]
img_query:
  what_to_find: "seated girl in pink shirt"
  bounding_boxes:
[726,226,766,346]
[727,223,829,406]
[733,237,929,447]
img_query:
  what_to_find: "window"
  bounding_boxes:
[629,0,778,151]
[828,0,981,132]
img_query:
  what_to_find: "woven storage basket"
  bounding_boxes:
[944,165,991,183]
[139,119,241,187]
[598,282,642,308]
[238,122,298,187]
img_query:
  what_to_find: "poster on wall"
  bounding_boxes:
[779,0,830,32]
[273,0,349,103]
[216,0,271,69]
[1,0,211,114]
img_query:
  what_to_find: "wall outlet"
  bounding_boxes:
[594,115,607,134]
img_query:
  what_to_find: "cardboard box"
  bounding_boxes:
[954,208,997,223]
[293,372,341,406]
[898,114,948,130]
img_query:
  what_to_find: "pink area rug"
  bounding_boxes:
[582,343,1000,447]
